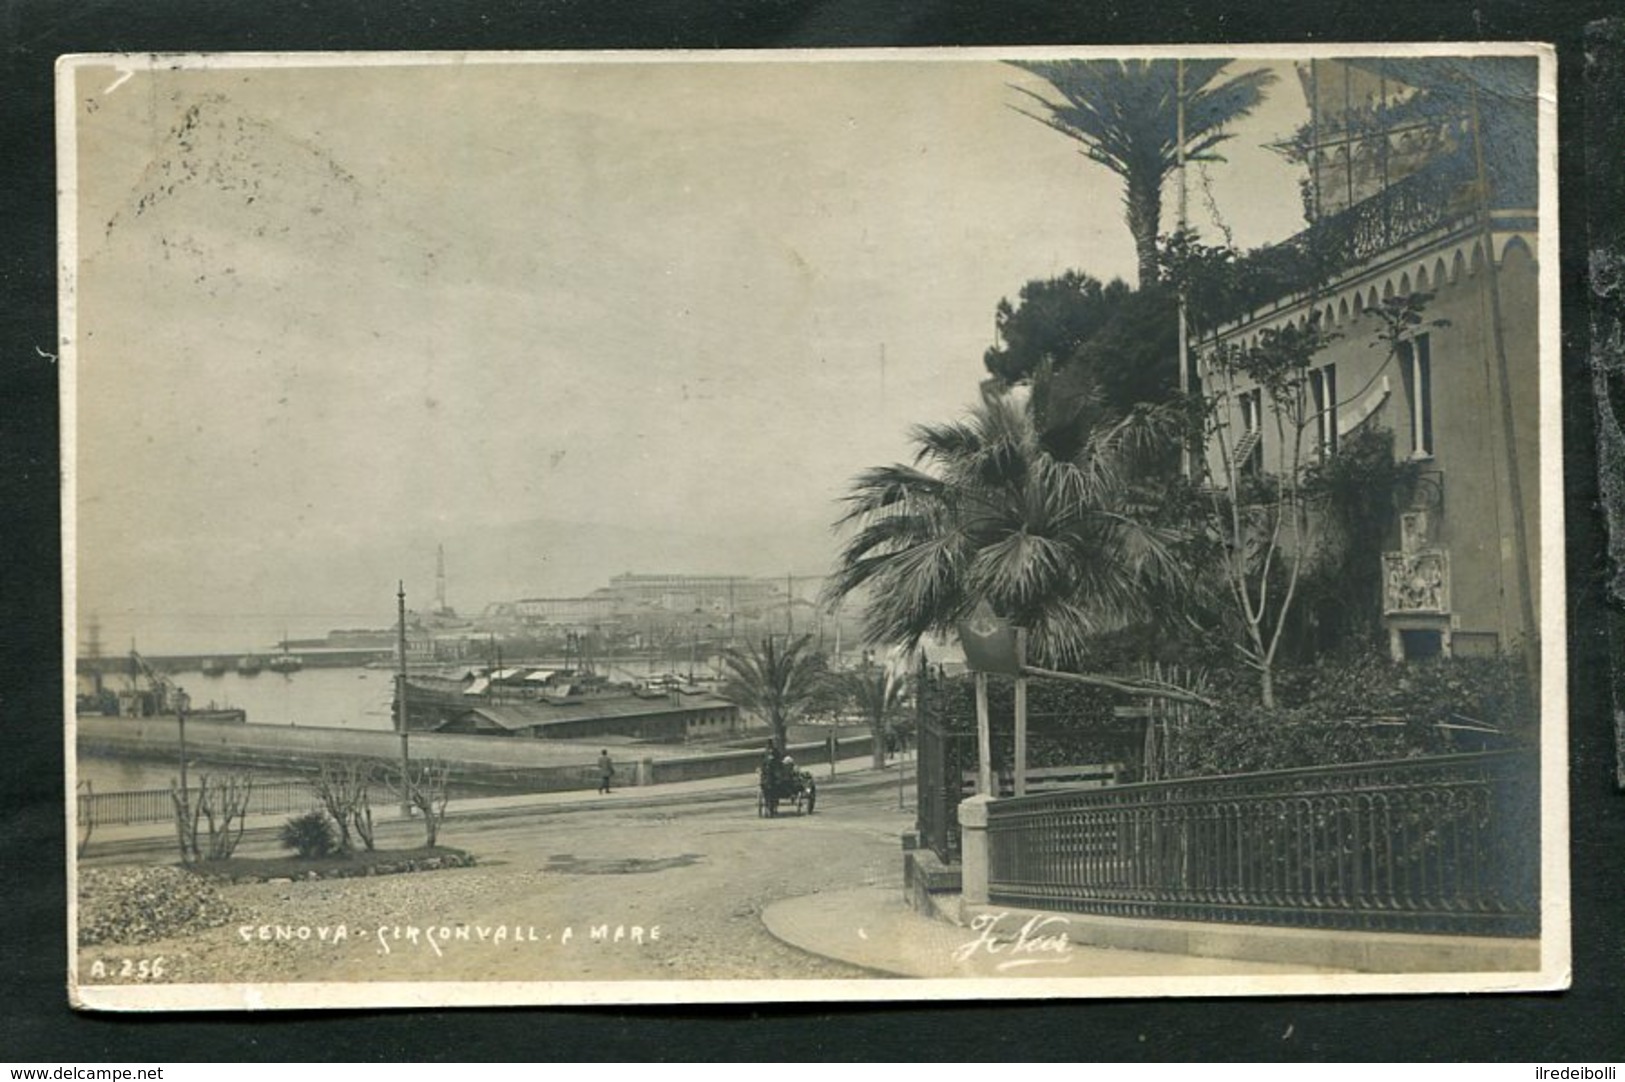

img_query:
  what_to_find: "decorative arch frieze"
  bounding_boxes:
[1497,232,1536,264]
[1208,228,1539,345]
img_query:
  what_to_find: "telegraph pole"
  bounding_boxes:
[396,581,412,817]
[1176,58,1194,477]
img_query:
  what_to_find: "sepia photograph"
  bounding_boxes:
[59,44,1565,1010]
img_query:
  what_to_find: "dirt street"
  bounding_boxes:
[76,774,915,988]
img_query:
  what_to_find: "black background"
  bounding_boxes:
[3,0,1621,1062]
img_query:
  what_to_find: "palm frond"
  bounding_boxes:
[828,384,1200,666]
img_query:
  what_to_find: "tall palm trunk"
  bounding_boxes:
[1126,174,1163,289]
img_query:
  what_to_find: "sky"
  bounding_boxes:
[67,52,1311,652]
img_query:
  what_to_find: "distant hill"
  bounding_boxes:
[75,512,847,644]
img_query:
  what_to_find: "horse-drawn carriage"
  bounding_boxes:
[757,757,817,817]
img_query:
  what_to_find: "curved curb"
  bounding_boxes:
[760,886,975,979]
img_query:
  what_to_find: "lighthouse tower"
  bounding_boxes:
[435,544,448,615]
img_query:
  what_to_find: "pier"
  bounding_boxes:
[76,647,394,677]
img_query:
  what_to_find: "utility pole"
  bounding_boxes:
[396,581,411,817]
[1175,58,1194,478]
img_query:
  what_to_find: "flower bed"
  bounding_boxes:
[190,847,476,885]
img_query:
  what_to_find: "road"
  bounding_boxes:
[76,770,916,987]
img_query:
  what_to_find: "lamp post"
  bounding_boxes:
[897,708,906,811]
[175,685,191,798]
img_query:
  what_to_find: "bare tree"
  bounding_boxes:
[388,759,452,848]
[1193,292,1442,707]
[311,758,379,853]
[171,771,255,863]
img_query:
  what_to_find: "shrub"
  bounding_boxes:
[1163,647,1535,778]
[278,810,338,859]
[922,645,1534,783]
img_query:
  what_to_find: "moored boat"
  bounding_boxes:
[268,651,303,674]
[237,655,263,675]
[199,657,226,676]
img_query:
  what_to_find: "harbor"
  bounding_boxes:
[74,628,874,799]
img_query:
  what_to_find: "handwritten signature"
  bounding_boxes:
[950,911,1075,971]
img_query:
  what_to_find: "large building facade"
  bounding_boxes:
[1198,57,1540,662]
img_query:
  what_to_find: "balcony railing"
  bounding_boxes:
[985,749,1538,936]
[1216,161,1479,325]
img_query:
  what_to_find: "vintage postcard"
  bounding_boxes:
[60,44,1567,1010]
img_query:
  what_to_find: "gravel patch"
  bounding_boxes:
[78,866,235,946]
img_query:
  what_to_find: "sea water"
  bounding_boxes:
[77,665,396,791]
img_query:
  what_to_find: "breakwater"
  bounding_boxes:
[77,648,392,676]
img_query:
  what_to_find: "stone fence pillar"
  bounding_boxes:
[958,793,992,906]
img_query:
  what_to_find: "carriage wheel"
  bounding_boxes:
[791,790,804,815]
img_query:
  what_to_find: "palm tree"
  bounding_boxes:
[827,385,1194,671]
[843,659,905,770]
[1009,59,1277,288]
[718,634,826,753]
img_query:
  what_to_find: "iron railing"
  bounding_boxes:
[78,780,323,826]
[1216,161,1479,325]
[985,749,1538,936]
[916,710,974,864]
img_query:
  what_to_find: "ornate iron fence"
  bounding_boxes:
[985,749,1538,936]
[916,705,975,864]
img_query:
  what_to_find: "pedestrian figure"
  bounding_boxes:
[597,749,615,794]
